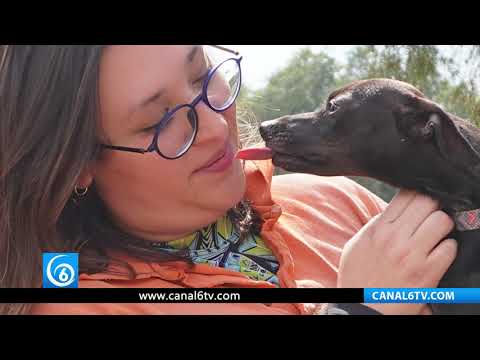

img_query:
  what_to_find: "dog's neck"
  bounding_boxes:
[431,195,480,232]
[382,175,480,231]
[428,180,480,231]
[437,196,480,231]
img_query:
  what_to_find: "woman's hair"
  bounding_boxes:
[0,45,263,315]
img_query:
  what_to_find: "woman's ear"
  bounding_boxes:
[76,164,95,188]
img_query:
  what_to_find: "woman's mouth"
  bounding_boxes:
[195,142,235,174]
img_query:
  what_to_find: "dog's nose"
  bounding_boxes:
[259,119,280,140]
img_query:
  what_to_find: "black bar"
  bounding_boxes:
[0,288,363,303]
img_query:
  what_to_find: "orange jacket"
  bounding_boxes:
[31,160,386,315]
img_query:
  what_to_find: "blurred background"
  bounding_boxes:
[214,45,480,202]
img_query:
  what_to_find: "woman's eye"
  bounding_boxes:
[193,66,212,87]
[142,124,157,133]
[328,101,339,113]
[142,108,170,133]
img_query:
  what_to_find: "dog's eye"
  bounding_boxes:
[327,101,339,113]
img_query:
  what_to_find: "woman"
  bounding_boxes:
[0,45,457,315]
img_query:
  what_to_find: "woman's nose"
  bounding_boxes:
[192,100,230,146]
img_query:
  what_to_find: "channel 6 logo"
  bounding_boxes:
[42,253,78,288]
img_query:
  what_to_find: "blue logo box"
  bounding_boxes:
[42,253,78,288]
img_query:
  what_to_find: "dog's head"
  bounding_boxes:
[260,78,480,209]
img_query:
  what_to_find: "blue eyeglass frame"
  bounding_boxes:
[100,45,243,160]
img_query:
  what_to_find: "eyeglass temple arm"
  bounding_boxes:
[209,45,240,56]
[101,144,149,154]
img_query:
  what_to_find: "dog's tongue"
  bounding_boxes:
[235,147,273,160]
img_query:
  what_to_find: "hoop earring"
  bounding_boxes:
[74,185,89,197]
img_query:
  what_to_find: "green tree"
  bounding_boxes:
[342,45,444,97]
[247,48,339,123]
[435,79,480,126]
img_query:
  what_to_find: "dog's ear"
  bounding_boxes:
[394,95,480,174]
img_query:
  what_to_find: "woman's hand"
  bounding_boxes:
[337,189,457,315]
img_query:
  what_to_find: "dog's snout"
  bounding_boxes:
[259,119,282,140]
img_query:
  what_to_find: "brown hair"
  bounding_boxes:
[0,45,262,315]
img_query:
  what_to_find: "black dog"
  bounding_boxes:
[259,78,480,315]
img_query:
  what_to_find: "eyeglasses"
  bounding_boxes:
[100,45,243,160]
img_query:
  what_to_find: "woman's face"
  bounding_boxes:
[91,46,246,242]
